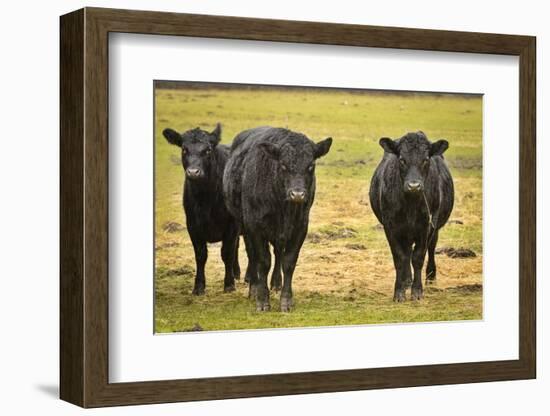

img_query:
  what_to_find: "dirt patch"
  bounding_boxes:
[436,247,476,258]
[163,221,185,233]
[425,286,444,293]
[448,219,464,225]
[158,265,194,278]
[345,243,367,250]
[307,233,323,243]
[318,254,336,263]
[323,227,358,239]
[181,323,204,332]
[446,284,483,293]
[155,241,180,250]
[308,226,358,243]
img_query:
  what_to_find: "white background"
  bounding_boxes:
[0,0,546,414]
[109,34,519,382]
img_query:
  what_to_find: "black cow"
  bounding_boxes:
[223,127,332,312]
[162,124,240,295]
[369,131,454,302]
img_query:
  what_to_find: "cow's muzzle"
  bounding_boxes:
[288,189,306,203]
[186,168,203,179]
[405,181,423,193]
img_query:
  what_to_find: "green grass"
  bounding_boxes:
[154,86,483,333]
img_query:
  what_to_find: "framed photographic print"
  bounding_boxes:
[60,7,536,408]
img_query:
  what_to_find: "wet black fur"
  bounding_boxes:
[369,131,454,302]
[223,127,332,311]
[162,124,240,295]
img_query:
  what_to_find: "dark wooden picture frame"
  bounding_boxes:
[60,7,536,408]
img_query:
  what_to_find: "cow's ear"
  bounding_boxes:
[163,128,183,147]
[259,142,281,160]
[429,139,449,156]
[379,137,398,154]
[209,123,222,146]
[314,137,333,159]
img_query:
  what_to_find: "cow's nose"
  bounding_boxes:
[406,181,423,192]
[289,190,306,202]
[186,168,201,178]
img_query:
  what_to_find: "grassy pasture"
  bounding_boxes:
[154,85,483,333]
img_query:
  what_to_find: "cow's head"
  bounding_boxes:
[379,131,448,195]
[162,123,222,181]
[260,135,332,204]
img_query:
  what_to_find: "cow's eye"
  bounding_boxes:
[204,148,211,155]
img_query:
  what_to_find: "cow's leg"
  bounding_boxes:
[280,230,306,312]
[270,244,283,292]
[384,228,412,302]
[411,233,429,301]
[243,234,258,297]
[426,228,439,284]
[250,233,271,312]
[221,231,238,293]
[191,238,207,295]
[232,236,241,281]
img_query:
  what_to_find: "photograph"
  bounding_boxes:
[154,81,483,333]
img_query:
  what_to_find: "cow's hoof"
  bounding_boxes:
[425,270,437,284]
[192,287,205,296]
[393,290,406,302]
[411,288,424,301]
[280,297,293,312]
[256,302,271,312]
[224,284,236,293]
[270,284,282,292]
